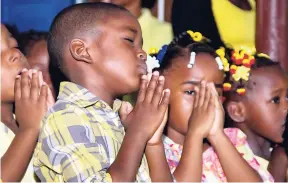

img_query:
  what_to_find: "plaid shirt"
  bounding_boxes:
[33,82,150,182]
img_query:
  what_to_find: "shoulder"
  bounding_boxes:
[224,128,247,146]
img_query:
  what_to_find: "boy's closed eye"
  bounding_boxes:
[124,37,134,43]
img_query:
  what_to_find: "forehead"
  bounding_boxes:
[1,25,9,41]
[101,11,141,34]
[248,66,288,93]
[167,53,224,84]
[28,40,47,55]
[1,25,15,50]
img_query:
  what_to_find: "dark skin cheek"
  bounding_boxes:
[246,102,283,142]
[169,94,193,135]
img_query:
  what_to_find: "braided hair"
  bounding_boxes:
[154,30,221,72]
[222,50,280,98]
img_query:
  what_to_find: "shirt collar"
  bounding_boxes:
[57,82,121,112]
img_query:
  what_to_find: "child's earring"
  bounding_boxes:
[187,52,196,68]
[215,57,224,70]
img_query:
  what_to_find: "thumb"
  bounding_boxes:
[119,101,133,121]
[43,82,55,109]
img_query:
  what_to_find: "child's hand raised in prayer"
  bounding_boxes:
[120,102,168,145]
[122,71,170,142]
[15,69,54,132]
[268,145,288,181]
[207,84,225,139]
[187,81,216,138]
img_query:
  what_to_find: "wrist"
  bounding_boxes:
[18,127,40,134]
[126,127,150,143]
[187,128,206,140]
[17,128,40,141]
[147,140,163,147]
[207,130,225,145]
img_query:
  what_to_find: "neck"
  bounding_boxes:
[235,123,271,159]
[1,103,18,134]
[124,0,141,18]
[166,125,186,145]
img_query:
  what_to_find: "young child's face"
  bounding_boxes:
[1,24,29,103]
[91,12,147,94]
[27,40,55,97]
[243,66,288,143]
[164,53,224,135]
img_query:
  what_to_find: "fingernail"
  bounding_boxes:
[159,76,165,81]
[153,71,159,76]
[22,68,28,72]
[141,75,147,80]
[32,69,37,74]
[16,75,21,79]
[164,88,170,93]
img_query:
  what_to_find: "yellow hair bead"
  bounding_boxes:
[186,30,194,38]
[223,83,232,91]
[149,47,159,55]
[186,30,203,42]
[236,88,246,95]
[192,32,203,42]
[216,47,225,57]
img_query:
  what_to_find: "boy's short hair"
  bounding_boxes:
[48,2,130,70]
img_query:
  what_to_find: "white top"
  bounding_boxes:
[0,122,36,182]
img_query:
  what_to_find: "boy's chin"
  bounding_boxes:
[120,81,140,95]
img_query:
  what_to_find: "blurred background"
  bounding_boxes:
[2,0,288,69]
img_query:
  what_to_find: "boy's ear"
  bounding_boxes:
[69,39,92,64]
[226,101,246,123]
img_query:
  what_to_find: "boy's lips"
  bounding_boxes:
[138,64,148,75]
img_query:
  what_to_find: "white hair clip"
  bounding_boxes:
[187,52,196,68]
[215,57,224,70]
[146,55,160,73]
